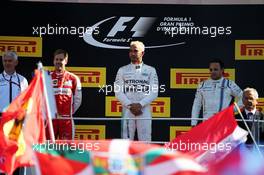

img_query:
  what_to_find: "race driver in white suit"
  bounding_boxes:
[191,59,243,126]
[114,41,159,141]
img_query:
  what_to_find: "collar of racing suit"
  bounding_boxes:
[210,77,224,83]
[53,70,67,78]
[131,62,143,70]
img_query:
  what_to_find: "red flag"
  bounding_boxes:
[166,105,248,166]
[0,70,47,174]
[34,151,90,175]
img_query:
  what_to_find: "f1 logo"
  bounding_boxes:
[107,17,156,37]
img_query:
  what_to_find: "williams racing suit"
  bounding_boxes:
[191,77,242,126]
[114,63,159,141]
[49,70,82,140]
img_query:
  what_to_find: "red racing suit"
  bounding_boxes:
[48,70,82,140]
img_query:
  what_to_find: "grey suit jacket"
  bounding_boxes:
[236,109,264,144]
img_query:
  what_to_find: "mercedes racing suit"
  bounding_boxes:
[114,63,159,141]
[191,77,242,126]
[49,70,82,140]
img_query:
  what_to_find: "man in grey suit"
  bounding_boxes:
[236,87,264,144]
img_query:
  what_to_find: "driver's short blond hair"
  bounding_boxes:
[130,41,145,52]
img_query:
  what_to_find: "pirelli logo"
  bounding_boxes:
[0,36,42,57]
[45,66,106,87]
[105,97,122,117]
[257,98,264,113]
[170,68,235,89]
[235,40,264,60]
[170,126,191,141]
[105,96,171,117]
[74,125,105,140]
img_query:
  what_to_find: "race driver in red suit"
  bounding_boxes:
[48,49,82,140]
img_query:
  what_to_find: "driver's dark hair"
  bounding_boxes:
[54,49,68,59]
[209,59,224,69]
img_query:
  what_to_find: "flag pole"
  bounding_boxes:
[38,62,55,142]
[234,102,263,157]
[32,150,42,175]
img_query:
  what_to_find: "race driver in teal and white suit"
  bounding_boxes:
[191,59,243,126]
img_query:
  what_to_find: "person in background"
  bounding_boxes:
[236,87,264,144]
[0,50,28,114]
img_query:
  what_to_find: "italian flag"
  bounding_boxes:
[0,69,50,174]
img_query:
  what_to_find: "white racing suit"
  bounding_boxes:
[191,77,243,126]
[114,63,159,141]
